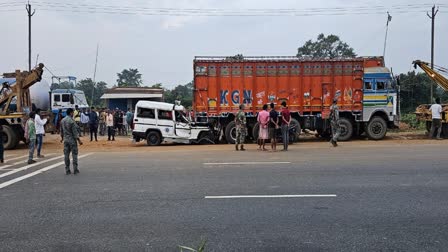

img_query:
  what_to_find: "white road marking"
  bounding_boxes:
[11,153,56,165]
[203,162,291,165]
[205,194,337,199]
[0,153,94,189]
[3,155,29,162]
[0,165,13,171]
[0,155,64,179]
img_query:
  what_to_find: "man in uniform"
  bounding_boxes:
[60,108,83,175]
[329,98,340,147]
[235,104,246,151]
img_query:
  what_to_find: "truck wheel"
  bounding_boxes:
[2,125,18,150]
[252,123,260,141]
[146,131,161,146]
[225,121,237,144]
[338,118,353,141]
[366,116,387,140]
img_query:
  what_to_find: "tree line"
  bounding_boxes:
[51,33,443,112]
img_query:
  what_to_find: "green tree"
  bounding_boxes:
[399,71,434,114]
[76,78,108,107]
[150,83,163,89]
[297,33,357,58]
[165,81,193,107]
[116,68,142,87]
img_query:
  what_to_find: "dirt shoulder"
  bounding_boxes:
[6,130,438,155]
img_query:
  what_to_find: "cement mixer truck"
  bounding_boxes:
[0,64,89,149]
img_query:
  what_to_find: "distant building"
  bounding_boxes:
[100,87,163,111]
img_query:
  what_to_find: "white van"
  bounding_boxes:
[132,101,213,146]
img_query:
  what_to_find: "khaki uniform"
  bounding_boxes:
[235,110,246,145]
[61,116,79,172]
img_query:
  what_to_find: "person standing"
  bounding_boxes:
[329,98,341,147]
[74,105,81,133]
[26,112,37,164]
[235,104,247,151]
[80,108,90,136]
[280,101,291,151]
[55,109,63,134]
[89,107,99,142]
[126,108,134,133]
[99,108,106,136]
[269,103,279,152]
[106,110,115,141]
[257,104,270,151]
[429,97,443,140]
[0,125,4,163]
[34,109,48,158]
[60,108,83,175]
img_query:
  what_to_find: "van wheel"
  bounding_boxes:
[146,131,161,146]
[225,121,237,144]
[198,131,214,144]
[366,116,387,140]
[338,118,353,141]
[2,125,18,150]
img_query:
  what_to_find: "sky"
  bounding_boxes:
[0,0,447,89]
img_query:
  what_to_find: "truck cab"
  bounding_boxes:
[51,89,89,115]
[132,101,213,146]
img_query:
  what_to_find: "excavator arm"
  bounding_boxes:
[0,63,44,115]
[413,60,448,123]
[413,60,448,91]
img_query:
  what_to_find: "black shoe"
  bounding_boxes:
[37,155,45,158]
[66,170,71,175]
[240,146,246,151]
[74,169,80,175]
[235,145,239,151]
[1,159,3,163]
[28,159,36,164]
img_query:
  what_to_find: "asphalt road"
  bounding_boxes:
[1,142,447,251]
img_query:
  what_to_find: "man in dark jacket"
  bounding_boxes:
[89,107,99,141]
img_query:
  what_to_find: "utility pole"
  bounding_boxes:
[382,12,392,62]
[91,43,99,105]
[427,5,439,102]
[26,1,35,72]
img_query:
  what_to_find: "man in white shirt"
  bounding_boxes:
[429,97,443,140]
[34,109,48,158]
[80,108,90,137]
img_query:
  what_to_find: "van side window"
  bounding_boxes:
[62,94,70,102]
[158,110,172,120]
[54,94,61,102]
[376,81,385,90]
[137,108,155,119]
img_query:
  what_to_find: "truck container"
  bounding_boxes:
[193,56,399,143]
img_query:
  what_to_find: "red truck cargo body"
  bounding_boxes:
[193,57,384,118]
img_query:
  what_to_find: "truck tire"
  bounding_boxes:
[2,125,18,150]
[366,116,387,140]
[252,123,260,141]
[338,118,353,141]
[225,121,237,144]
[146,131,162,146]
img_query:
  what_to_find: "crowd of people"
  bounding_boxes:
[15,106,134,169]
[235,99,341,152]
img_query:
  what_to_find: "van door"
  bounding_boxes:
[157,109,175,137]
[174,111,191,138]
[134,107,157,133]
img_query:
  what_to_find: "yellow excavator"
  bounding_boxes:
[413,60,448,131]
[1,63,46,149]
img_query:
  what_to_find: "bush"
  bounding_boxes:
[400,113,426,130]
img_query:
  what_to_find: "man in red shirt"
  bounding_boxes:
[280,101,291,151]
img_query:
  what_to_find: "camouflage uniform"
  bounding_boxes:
[235,110,246,145]
[330,103,340,146]
[60,115,79,172]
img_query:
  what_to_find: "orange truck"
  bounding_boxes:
[193,56,399,143]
